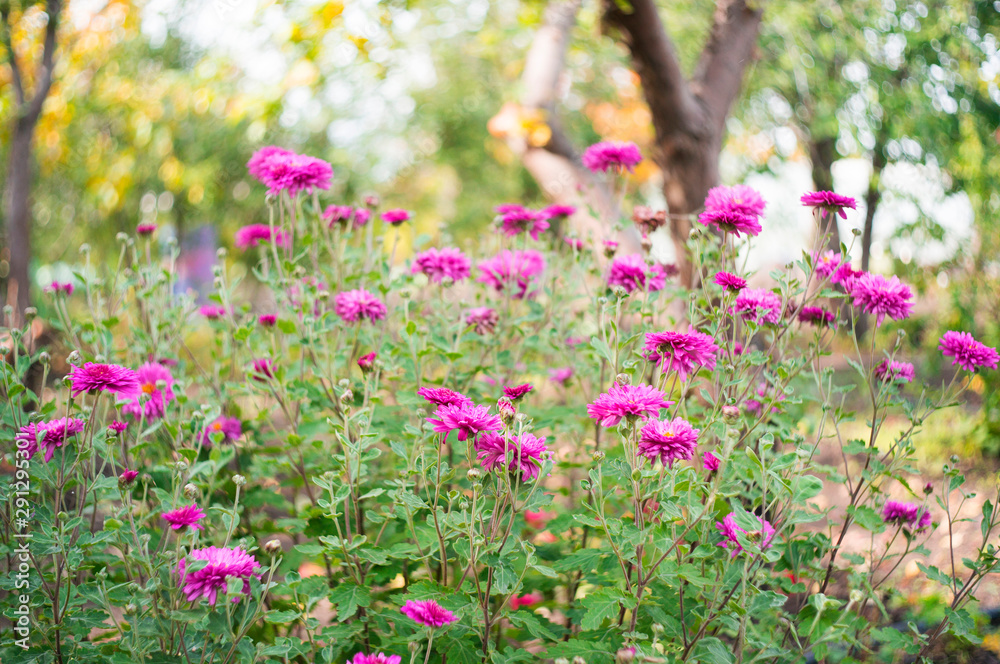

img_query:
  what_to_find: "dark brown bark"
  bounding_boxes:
[2,0,62,321]
[808,136,842,254]
[604,0,762,286]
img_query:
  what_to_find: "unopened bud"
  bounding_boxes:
[467,468,483,482]
[923,482,933,495]
[264,539,283,555]
[592,450,606,463]
[174,461,188,472]
[554,659,570,664]
[233,474,247,487]
[640,235,653,251]
[573,657,587,664]
[615,373,630,386]
[615,647,635,664]
[23,307,37,321]
[216,247,227,259]
[340,389,354,403]
[67,350,82,365]
[183,483,198,499]
[497,397,516,424]
[722,405,740,423]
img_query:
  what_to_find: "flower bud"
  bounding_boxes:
[39,351,50,365]
[640,234,653,251]
[467,468,483,483]
[573,657,587,664]
[923,481,933,495]
[338,378,350,388]
[603,240,619,258]
[174,461,188,472]
[340,389,354,403]
[23,307,37,321]
[67,350,82,365]
[497,397,516,425]
[554,659,570,664]
[183,483,198,499]
[364,194,380,208]
[358,352,376,374]
[216,247,227,259]
[592,450,606,463]
[264,539,283,556]
[118,469,139,490]
[615,373,630,386]
[722,405,740,423]
[615,647,635,664]
[233,474,247,487]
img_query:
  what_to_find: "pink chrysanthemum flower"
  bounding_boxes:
[495,204,550,240]
[698,185,766,237]
[465,307,499,335]
[713,271,746,291]
[882,501,931,531]
[44,281,74,295]
[162,504,207,531]
[177,546,261,605]
[121,362,175,421]
[875,360,915,384]
[323,205,370,230]
[938,331,999,372]
[258,152,333,197]
[814,250,843,279]
[247,146,294,180]
[542,204,576,219]
[643,330,719,381]
[400,599,457,628]
[603,239,619,257]
[745,382,785,415]
[427,403,502,441]
[119,468,139,486]
[381,209,411,225]
[251,358,275,382]
[607,254,667,294]
[202,416,242,446]
[335,289,387,323]
[564,237,584,251]
[411,248,472,284]
[703,450,720,471]
[350,653,402,664]
[477,250,546,299]
[108,420,128,434]
[849,273,914,327]
[830,262,864,291]
[503,384,533,401]
[234,224,290,249]
[631,205,667,234]
[587,383,673,428]
[638,417,700,467]
[798,306,836,327]
[136,223,157,237]
[581,141,643,173]
[716,513,775,557]
[69,363,140,398]
[258,314,276,327]
[801,190,857,219]
[358,352,376,373]
[509,591,543,611]
[733,289,783,325]
[16,418,87,462]
[549,367,573,385]
[417,387,473,409]
[476,431,549,480]
[200,305,227,319]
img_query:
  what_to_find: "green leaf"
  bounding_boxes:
[327,583,372,621]
[691,637,735,664]
[793,475,823,501]
[579,588,634,631]
[945,607,980,644]
[543,639,614,664]
[264,610,301,624]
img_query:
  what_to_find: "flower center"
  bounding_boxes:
[142,383,156,394]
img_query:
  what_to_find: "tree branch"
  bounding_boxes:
[692,0,763,129]
[603,0,703,138]
[25,0,61,124]
[0,5,26,107]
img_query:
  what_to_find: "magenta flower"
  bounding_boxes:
[258,314,277,327]
[69,363,140,399]
[603,239,619,257]
[716,513,775,557]
[251,358,275,382]
[698,185,766,237]
[162,504,207,531]
[581,141,643,173]
[136,223,157,237]
[247,146,293,180]
[542,204,576,219]
[638,417,700,467]
[503,384,533,401]
[411,247,472,284]
[121,362,175,421]
[476,432,549,480]
[798,306,836,327]
[202,416,242,446]
[703,450,720,471]
[400,599,457,628]
[358,352,376,373]
[509,591,544,611]
[831,262,864,291]
[587,383,673,427]
[713,271,746,292]
[477,250,546,299]
[44,281,74,295]
[466,307,499,335]
[200,305,227,319]
[549,367,573,385]
[495,204,550,240]
[16,418,87,462]
[875,360,915,384]
[882,501,931,531]
[566,336,587,348]
[108,420,128,434]
[426,403,502,441]
[255,151,333,197]
[814,250,843,279]
[733,288,783,325]
[849,273,914,327]
[643,330,718,381]
[335,289,387,323]
[177,546,261,605]
[234,224,289,249]
[801,190,857,219]
[381,209,411,225]
[417,387,473,409]
[324,205,370,229]
[938,331,999,372]
[564,237,584,251]
[745,382,785,415]
[607,254,667,293]
[350,653,402,664]
[119,468,139,486]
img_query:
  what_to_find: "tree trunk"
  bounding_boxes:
[4,120,35,317]
[808,136,842,254]
[860,140,886,272]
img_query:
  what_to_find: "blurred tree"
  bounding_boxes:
[1,0,62,318]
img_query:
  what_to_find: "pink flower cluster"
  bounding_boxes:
[335,289,387,323]
[477,250,546,299]
[235,224,289,249]
[716,513,776,557]
[177,546,261,605]
[247,146,333,197]
[882,501,932,530]
[698,185,766,237]
[607,254,667,293]
[581,141,643,173]
[411,247,472,284]
[16,418,87,462]
[475,431,549,480]
[323,205,371,229]
[643,330,718,381]
[495,204,549,240]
